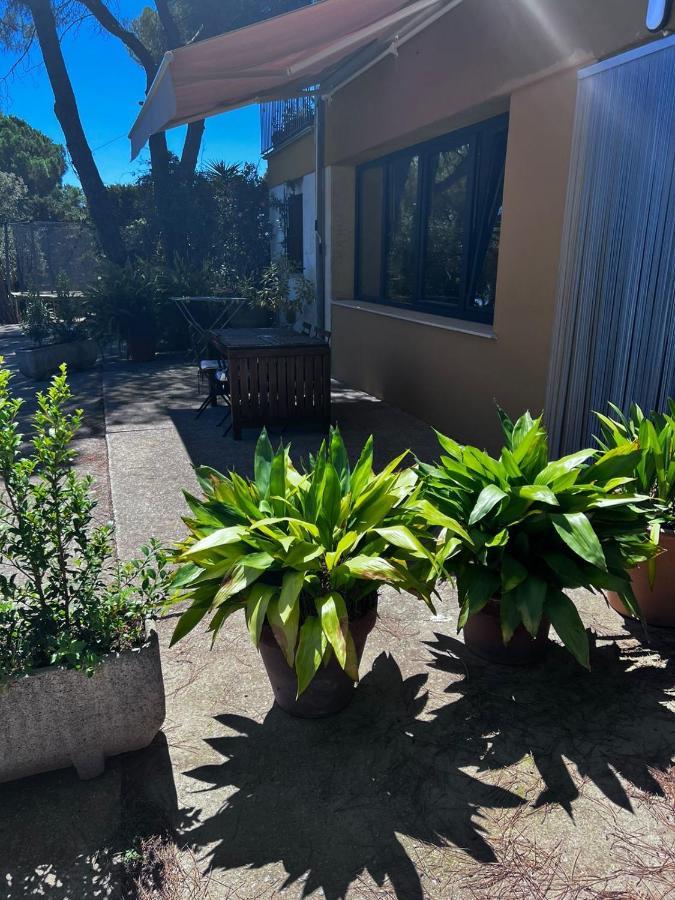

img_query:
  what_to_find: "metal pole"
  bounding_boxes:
[314,95,326,330]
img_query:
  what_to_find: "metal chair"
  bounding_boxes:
[314,327,332,345]
[198,359,222,394]
[301,321,312,335]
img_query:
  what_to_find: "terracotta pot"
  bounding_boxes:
[607,530,675,627]
[463,598,551,666]
[259,601,378,718]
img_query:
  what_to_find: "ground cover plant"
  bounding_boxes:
[170,429,441,695]
[0,361,170,678]
[418,410,657,667]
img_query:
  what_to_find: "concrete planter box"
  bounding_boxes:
[15,339,98,381]
[0,630,165,783]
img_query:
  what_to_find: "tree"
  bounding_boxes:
[0,0,309,265]
[0,114,65,195]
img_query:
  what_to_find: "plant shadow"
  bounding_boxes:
[425,630,675,816]
[0,733,180,899]
[180,652,524,900]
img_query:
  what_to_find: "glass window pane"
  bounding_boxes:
[423,144,470,303]
[470,194,503,314]
[384,154,419,303]
[357,166,384,299]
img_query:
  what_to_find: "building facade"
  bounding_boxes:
[264,0,675,450]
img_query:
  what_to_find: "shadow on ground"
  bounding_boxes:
[426,630,675,815]
[0,735,180,899]
[174,631,675,900]
[179,653,523,900]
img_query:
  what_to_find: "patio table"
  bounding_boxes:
[209,327,331,439]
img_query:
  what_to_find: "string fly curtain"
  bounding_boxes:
[545,36,675,455]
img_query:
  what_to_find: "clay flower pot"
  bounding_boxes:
[608,530,675,628]
[259,602,378,718]
[463,598,551,665]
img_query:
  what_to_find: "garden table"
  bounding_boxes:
[209,327,331,439]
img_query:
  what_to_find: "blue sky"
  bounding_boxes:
[0,1,264,186]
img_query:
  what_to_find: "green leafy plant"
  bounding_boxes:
[238,256,315,318]
[21,288,52,346]
[418,410,657,668]
[0,361,171,679]
[595,401,675,538]
[170,429,440,695]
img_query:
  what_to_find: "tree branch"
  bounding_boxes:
[153,0,181,49]
[179,119,205,178]
[77,0,157,87]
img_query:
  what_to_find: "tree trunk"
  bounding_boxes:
[28,0,126,266]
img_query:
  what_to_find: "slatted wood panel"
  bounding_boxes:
[546,37,675,454]
[228,345,331,439]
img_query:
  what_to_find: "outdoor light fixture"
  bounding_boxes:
[646,0,673,31]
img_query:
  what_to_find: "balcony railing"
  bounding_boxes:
[260,95,316,155]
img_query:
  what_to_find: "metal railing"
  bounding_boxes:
[260,95,316,155]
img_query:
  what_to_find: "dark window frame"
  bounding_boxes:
[354,113,508,324]
[285,190,304,270]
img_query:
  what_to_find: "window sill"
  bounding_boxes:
[331,300,497,340]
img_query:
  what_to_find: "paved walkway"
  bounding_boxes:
[1,340,674,899]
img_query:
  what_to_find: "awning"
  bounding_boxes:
[129,0,451,158]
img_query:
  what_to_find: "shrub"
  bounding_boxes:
[0,361,170,678]
[418,411,657,668]
[170,429,440,695]
[595,401,675,536]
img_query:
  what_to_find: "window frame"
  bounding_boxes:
[354,113,509,325]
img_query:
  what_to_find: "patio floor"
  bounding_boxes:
[1,331,674,899]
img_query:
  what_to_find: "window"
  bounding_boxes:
[355,114,508,323]
[286,192,304,269]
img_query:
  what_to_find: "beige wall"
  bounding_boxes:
[268,0,674,450]
[266,131,315,187]
[332,66,579,451]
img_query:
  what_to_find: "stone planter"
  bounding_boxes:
[15,339,98,381]
[0,630,165,783]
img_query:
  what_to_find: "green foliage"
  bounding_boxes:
[0,362,171,679]
[20,277,88,346]
[238,256,315,317]
[0,170,27,222]
[418,411,657,668]
[0,114,66,197]
[170,429,440,695]
[595,401,675,533]
[85,259,166,344]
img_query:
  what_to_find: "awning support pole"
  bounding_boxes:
[315,95,326,331]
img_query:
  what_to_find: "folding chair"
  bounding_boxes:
[301,321,313,335]
[314,327,332,345]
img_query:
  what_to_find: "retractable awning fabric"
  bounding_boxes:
[129,0,448,158]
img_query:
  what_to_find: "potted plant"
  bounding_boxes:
[595,402,675,626]
[86,261,164,362]
[15,279,98,380]
[0,362,171,782]
[169,429,440,717]
[418,411,656,667]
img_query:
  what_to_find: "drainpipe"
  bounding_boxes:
[314,95,326,330]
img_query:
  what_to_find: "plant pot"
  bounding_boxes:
[607,530,675,627]
[127,332,157,362]
[259,602,378,718]
[463,598,551,665]
[0,630,165,784]
[15,339,98,381]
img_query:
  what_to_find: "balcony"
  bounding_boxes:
[260,95,316,155]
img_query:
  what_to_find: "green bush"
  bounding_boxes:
[0,362,171,678]
[170,429,441,695]
[418,411,657,668]
[595,401,675,537]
